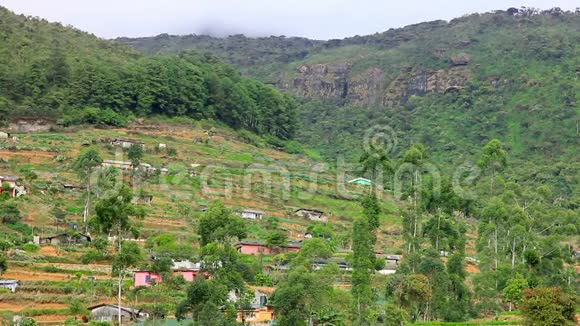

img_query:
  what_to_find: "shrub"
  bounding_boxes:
[81,249,108,264]
[41,265,62,273]
[0,239,14,251]
[20,317,37,326]
[68,299,88,315]
[166,147,178,156]
[58,107,129,127]
[0,201,21,224]
[254,272,274,287]
[283,140,305,154]
[520,287,575,326]
[22,243,39,253]
[237,129,266,148]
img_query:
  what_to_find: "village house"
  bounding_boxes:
[110,138,145,149]
[88,304,149,323]
[131,194,153,205]
[0,176,26,197]
[347,177,372,186]
[312,258,351,271]
[35,233,91,246]
[133,269,207,287]
[0,131,10,139]
[0,280,19,293]
[234,241,301,255]
[133,261,206,287]
[101,160,157,173]
[62,183,86,191]
[295,208,327,222]
[233,288,275,324]
[239,209,265,220]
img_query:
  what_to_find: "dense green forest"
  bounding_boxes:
[0,7,297,139]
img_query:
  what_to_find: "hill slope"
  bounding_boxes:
[0,6,297,140]
[118,8,579,196]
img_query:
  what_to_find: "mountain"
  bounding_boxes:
[118,8,579,196]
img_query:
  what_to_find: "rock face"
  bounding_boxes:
[284,61,471,105]
[8,119,55,133]
[290,63,351,99]
[383,66,471,105]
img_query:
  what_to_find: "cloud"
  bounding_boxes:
[1,0,577,39]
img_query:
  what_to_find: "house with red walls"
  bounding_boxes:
[234,241,302,255]
[133,260,207,287]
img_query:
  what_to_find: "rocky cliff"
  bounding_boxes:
[281,56,471,105]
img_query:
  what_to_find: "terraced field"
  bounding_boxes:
[0,121,406,323]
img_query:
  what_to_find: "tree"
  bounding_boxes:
[198,201,247,246]
[389,273,432,322]
[266,231,288,253]
[72,146,103,229]
[0,255,7,275]
[359,144,393,186]
[271,265,338,326]
[446,253,471,322]
[127,143,144,169]
[93,184,144,325]
[0,200,20,224]
[423,211,460,252]
[520,287,576,326]
[401,144,429,257]
[351,216,374,324]
[176,275,235,325]
[361,191,381,233]
[478,139,507,195]
[502,273,528,311]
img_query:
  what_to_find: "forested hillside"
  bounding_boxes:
[119,8,579,169]
[0,7,297,139]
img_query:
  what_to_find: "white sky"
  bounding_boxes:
[0,0,577,39]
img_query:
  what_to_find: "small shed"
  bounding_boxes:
[88,304,148,323]
[0,176,25,197]
[240,209,264,220]
[348,177,372,186]
[0,131,10,139]
[295,208,327,222]
[110,138,145,149]
[0,280,19,293]
[132,195,153,205]
[62,183,86,191]
[39,233,91,245]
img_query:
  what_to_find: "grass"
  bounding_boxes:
[411,322,519,326]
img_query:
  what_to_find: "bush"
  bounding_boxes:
[81,249,108,264]
[237,129,266,148]
[283,140,305,154]
[22,243,40,253]
[41,265,61,273]
[58,107,129,127]
[520,287,575,326]
[254,272,274,287]
[19,317,37,326]
[0,201,21,224]
[0,239,14,251]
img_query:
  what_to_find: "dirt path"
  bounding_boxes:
[0,303,67,311]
